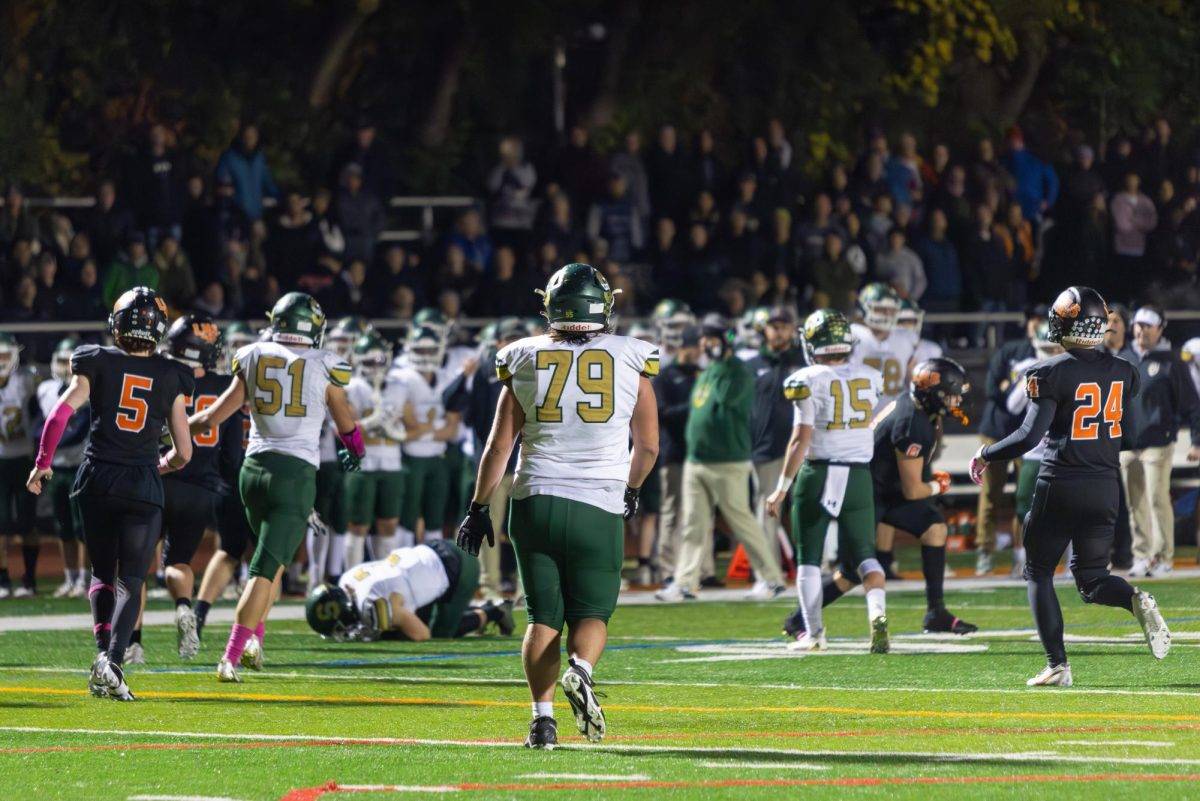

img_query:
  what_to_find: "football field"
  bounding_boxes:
[3,566,1200,800]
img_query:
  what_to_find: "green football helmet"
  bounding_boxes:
[897,298,925,332]
[405,324,446,373]
[857,282,901,332]
[736,306,770,350]
[413,308,449,339]
[328,315,373,359]
[536,262,616,333]
[352,331,392,381]
[51,336,79,382]
[1032,319,1061,358]
[801,308,855,363]
[267,292,327,347]
[305,584,360,640]
[652,299,695,348]
[0,332,21,379]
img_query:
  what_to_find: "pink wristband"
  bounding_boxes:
[338,425,365,458]
[36,401,74,471]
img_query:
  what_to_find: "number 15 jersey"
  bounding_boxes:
[1024,348,1139,479]
[496,333,659,515]
[783,363,883,464]
[233,341,352,467]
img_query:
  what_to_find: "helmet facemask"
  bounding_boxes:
[328,331,355,359]
[864,298,901,332]
[406,334,445,374]
[51,351,71,382]
[0,344,20,380]
[354,348,391,384]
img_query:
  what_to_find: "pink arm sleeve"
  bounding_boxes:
[36,401,75,471]
[337,425,366,458]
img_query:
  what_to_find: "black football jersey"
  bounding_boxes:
[1025,349,1139,479]
[169,370,242,492]
[870,393,937,502]
[72,345,195,467]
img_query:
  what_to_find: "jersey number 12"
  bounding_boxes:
[1071,381,1123,440]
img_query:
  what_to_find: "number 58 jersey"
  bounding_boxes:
[783,363,883,464]
[496,333,659,514]
[233,341,352,467]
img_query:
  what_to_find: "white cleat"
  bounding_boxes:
[1009,557,1026,580]
[1027,663,1072,687]
[241,636,263,671]
[1150,561,1173,578]
[1133,589,1171,660]
[0,585,10,600]
[744,580,785,601]
[561,660,606,742]
[53,580,74,598]
[13,585,34,598]
[974,550,993,577]
[176,605,200,660]
[88,653,110,698]
[787,630,828,652]
[1126,559,1152,578]
[654,583,693,603]
[69,577,88,598]
[217,658,241,683]
[101,660,136,701]
[125,642,146,665]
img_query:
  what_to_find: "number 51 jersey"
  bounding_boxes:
[496,333,659,515]
[1024,349,1139,479]
[233,341,352,467]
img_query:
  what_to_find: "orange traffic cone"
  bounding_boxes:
[726,543,752,582]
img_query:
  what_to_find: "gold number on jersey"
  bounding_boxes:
[0,407,21,440]
[253,356,308,417]
[534,350,572,422]
[827,378,873,430]
[576,349,615,423]
[864,357,903,396]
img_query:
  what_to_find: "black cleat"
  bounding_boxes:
[524,715,558,749]
[923,607,978,635]
[782,606,807,638]
[491,601,516,637]
[699,576,725,589]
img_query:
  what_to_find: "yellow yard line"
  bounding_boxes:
[3,684,1200,723]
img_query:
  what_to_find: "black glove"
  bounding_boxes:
[456,501,494,557]
[337,444,362,473]
[623,485,641,521]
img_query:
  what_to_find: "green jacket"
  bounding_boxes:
[685,355,753,463]
[103,257,159,310]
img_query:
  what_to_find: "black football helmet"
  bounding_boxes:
[911,356,971,425]
[1047,286,1109,348]
[165,312,224,370]
[109,286,168,351]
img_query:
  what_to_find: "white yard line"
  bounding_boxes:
[516,774,649,781]
[1055,740,1176,748]
[697,761,828,770]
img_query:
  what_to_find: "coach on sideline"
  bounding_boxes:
[1120,305,1200,578]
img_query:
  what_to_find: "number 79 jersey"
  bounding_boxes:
[783,362,883,464]
[1024,349,1139,479]
[496,333,659,513]
[233,341,352,467]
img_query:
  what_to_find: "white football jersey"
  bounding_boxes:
[345,375,406,472]
[0,369,35,458]
[913,338,943,364]
[1182,338,1200,400]
[497,333,659,515]
[393,366,454,458]
[233,341,351,467]
[850,323,917,410]
[37,377,84,466]
[338,545,450,621]
[783,362,883,464]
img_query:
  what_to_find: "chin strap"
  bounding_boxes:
[947,406,970,426]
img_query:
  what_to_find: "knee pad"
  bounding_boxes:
[856,558,884,581]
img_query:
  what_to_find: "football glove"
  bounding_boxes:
[968,448,988,486]
[623,485,641,520]
[456,501,494,557]
[306,510,331,538]
[931,471,952,496]
[337,444,362,473]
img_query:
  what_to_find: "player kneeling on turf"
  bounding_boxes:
[766,309,889,653]
[305,541,512,641]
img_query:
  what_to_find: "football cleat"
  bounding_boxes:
[241,636,263,671]
[869,616,890,654]
[974,550,994,577]
[176,605,200,660]
[1150,561,1173,578]
[88,654,110,698]
[1133,589,1170,660]
[0,585,10,600]
[493,601,515,637]
[1010,556,1026,580]
[217,658,241,683]
[561,660,606,742]
[1027,663,1072,687]
[125,642,146,664]
[101,660,136,701]
[524,715,558,750]
[923,608,978,635]
[787,630,827,652]
[13,585,34,598]
[744,581,786,601]
[70,577,88,598]
[53,580,74,598]
[782,606,807,639]
[1126,559,1151,578]
[654,583,695,602]
[699,576,725,589]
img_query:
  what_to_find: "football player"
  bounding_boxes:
[897,298,942,364]
[970,286,1170,686]
[735,306,769,361]
[219,322,258,373]
[765,310,889,653]
[850,282,918,411]
[36,337,91,598]
[188,292,365,683]
[393,325,461,545]
[651,299,695,367]
[28,287,194,700]
[0,333,39,597]
[342,331,409,570]
[305,541,513,641]
[326,316,372,361]
[871,358,977,634]
[160,313,242,659]
[456,263,659,749]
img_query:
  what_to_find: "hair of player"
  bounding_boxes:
[116,335,156,355]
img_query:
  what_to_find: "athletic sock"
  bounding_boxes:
[370,534,398,560]
[532,701,554,719]
[327,534,346,578]
[21,544,38,587]
[798,565,824,635]
[254,621,265,645]
[89,580,115,650]
[637,556,651,568]
[569,656,593,679]
[129,628,142,646]
[876,549,895,575]
[921,545,946,611]
[866,587,886,621]
[175,597,191,609]
[0,568,10,588]
[820,578,845,608]
[397,527,416,548]
[343,535,366,570]
[223,623,254,665]
[195,600,211,636]
[1028,576,1067,666]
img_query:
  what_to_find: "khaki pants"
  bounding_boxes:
[754,458,790,562]
[478,473,514,599]
[675,460,784,592]
[1121,446,1174,564]
[975,436,1020,552]
[657,463,713,580]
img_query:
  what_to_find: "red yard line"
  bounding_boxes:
[605,722,1200,741]
[279,773,1200,799]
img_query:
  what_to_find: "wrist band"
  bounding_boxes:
[774,474,794,495]
[928,480,942,496]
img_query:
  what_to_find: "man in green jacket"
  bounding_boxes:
[656,314,785,601]
[102,231,159,310]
